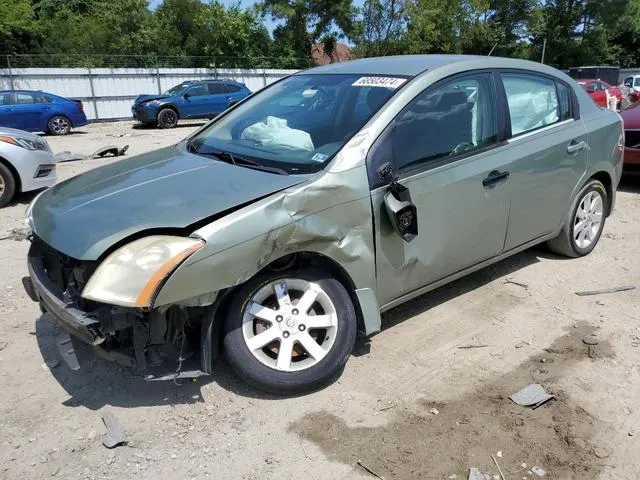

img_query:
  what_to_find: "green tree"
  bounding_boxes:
[0,0,38,54]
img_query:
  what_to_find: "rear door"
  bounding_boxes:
[0,93,16,128]
[224,83,246,107]
[206,83,231,115]
[499,72,588,250]
[370,72,512,306]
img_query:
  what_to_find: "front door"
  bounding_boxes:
[180,84,211,118]
[499,73,588,250]
[370,73,512,306]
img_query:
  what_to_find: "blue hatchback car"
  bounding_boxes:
[0,90,89,135]
[132,79,251,129]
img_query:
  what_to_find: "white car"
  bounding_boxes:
[623,75,640,93]
[0,127,56,207]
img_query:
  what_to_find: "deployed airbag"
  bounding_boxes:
[241,116,314,152]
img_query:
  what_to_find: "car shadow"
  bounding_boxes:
[36,246,549,407]
[131,122,206,130]
[12,189,42,206]
[618,175,640,193]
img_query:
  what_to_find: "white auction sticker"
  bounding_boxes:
[352,77,407,88]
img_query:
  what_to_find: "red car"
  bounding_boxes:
[577,79,623,108]
[621,104,640,172]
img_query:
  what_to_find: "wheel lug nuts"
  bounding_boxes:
[298,324,306,331]
[283,331,290,338]
[292,308,299,315]
[276,315,283,322]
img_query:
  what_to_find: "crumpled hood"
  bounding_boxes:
[31,145,309,260]
[134,94,169,104]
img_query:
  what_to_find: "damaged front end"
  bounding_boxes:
[24,237,218,379]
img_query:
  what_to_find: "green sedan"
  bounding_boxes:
[23,55,624,394]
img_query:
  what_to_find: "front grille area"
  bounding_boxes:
[625,130,640,149]
[31,236,98,309]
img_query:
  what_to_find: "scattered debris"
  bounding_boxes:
[429,408,439,415]
[510,384,554,409]
[468,468,484,480]
[53,151,85,163]
[582,335,600,346]
[457,344,489,349]
[491,454,506,480]
[575,285,636,296]
[593,445,612,459]
[496,450,502,458]
[356,460,385,480]
[90,144,129,159]
[0,228,30,242]
[504,278,529,289]
[377,402,397,412]
[531,466,546,477]
[101,411,127,448]
[515,340,531,349]
[448,475,457,479]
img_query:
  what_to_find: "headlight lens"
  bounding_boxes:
[143,100,161,107]
[82,236,205,308]
[0,135,49,151]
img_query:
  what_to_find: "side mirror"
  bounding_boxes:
[377,163,418,242]
[183,92,191,99]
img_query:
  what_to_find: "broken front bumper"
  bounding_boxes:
[24,255,105,346]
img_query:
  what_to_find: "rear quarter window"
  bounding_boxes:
[225,84,242,93]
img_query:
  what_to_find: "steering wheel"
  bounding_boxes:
[449,142,475,156]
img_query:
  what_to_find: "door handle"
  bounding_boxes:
[41,106,50,111]
[567,140,586,154]
[483,170,510,188]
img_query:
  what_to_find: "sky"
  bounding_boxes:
[148,0,365,36]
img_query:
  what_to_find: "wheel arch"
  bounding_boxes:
[157,104,180,118]
[588,170,613,216]
[0,155,21,193]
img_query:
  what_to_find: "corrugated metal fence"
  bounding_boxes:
[0,67,297,121]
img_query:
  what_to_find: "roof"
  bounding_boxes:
[302,54,485,76]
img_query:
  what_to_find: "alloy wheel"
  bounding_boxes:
[0,175,5,196]
[241,278,338,372]
[50,117,70,134]
[573,190,604,249]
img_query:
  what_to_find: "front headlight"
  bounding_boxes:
[0,135,49,151]
[82,236,205,308]
[143,100,161,108]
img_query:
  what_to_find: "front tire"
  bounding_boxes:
[223,269,357,394]
[0,162,17,207]
[47,115,71,135]
[547,179,607,257]
[157,108,178,129]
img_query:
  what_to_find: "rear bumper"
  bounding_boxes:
[24,256,105,345]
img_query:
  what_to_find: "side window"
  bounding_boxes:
[0,94,11,106]
[16,93,41,104]
[502,73,559,136]
[186,85,208,97]
[207,83,227,94]
[597,82,607,91]
[224,84,241,93]
[391,74,498,172]
[556,82,572,121]
[624,77,633,87]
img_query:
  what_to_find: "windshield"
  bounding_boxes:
[187,74,404,174]
[164,82,192,96]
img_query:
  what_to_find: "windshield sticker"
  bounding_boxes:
[311,153,328,163]
[352,77,407,89]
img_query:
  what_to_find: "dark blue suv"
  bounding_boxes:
[132,80,251,129]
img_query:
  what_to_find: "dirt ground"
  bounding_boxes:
[1,121,639,480]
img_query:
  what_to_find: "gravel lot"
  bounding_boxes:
[1,121,639,479]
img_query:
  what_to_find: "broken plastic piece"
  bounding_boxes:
[53,151,86,163]
[510,384,554,409]
[531,466,546,477]
[90,144,129,159]
[468,468,484,480]
[102,411,126,448]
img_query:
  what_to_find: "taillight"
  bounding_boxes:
[76,101,84,111]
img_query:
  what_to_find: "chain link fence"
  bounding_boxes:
[2,54,314,70]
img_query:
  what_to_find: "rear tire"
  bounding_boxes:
[0,162,17,208]
[157,108,178,129]
[223,268,357,394]
[547,179,607,257]
[47,115,71,135]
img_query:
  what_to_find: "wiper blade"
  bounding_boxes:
[197,149,289,176]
